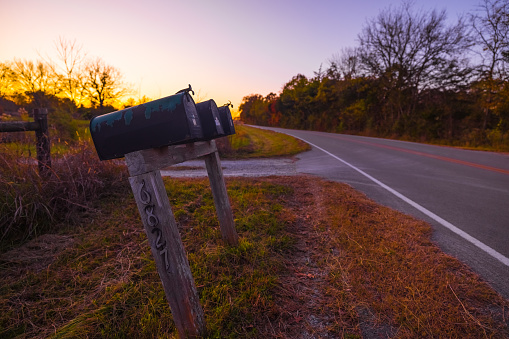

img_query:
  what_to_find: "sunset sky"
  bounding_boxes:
[1,0,481,112]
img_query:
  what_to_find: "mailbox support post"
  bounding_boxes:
[129,171,206,338]
[125,140,239,246]
[204,151,238,246]
[125,140,238,338]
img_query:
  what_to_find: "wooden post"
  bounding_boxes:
[33,108,51,175]
[129,170,206,338]
[124,140,239,337]
[204,150,239,246]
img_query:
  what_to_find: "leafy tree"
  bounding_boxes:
[279,74,320,129]
[239,94,261,124]
[239,94,269,125]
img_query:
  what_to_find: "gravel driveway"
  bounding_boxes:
[160,157,298,178]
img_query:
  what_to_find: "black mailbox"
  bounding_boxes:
[195,99,224,140]
[217,104,236,136]
[90,92,203,160]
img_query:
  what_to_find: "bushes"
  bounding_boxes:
[48,109,82,142]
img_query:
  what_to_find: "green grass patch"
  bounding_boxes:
[0,178,296,338]
[217,124,310,159]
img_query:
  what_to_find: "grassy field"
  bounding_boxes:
[1,124,508,338]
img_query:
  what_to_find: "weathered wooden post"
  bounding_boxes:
[204,150,238,245]
[129,169,206,337]
[90,89,239,338]
[194,100,238,246]
[33,108,51,175]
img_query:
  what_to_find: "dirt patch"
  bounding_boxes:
[1,234,74,274]
[256,176,358,337]
[161,158,298,178]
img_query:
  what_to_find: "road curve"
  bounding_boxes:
[259,126,509,299]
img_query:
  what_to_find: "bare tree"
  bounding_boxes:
[0,62,16,97]
[357,2,471,125]
[83,57,130,110]
[54,37,87,107]
[469,0,509,132]
[11,59,58,96]
[193,89,208,103]
[328,47,361,80]
[360,3,471,89]
[471,0,509,80]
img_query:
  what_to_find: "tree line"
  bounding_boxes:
[0,37,137,119]
[239,0,509,149]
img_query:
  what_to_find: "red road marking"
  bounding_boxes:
[331,134,509,176]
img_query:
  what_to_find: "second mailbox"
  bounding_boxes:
[90,92,203,160]
[195,99,224,140]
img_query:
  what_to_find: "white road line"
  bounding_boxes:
[293,135,509,268]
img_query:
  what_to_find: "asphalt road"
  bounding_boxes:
[260,126,509,299]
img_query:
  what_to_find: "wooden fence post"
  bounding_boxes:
[204,150,239,246]
[33,108,51,174]
[129,170,206,338]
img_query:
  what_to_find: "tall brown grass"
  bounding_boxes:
[0,141,128,248]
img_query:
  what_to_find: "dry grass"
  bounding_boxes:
[1,176,508,338]
[0,140,128,248]
[284,177,509,338]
